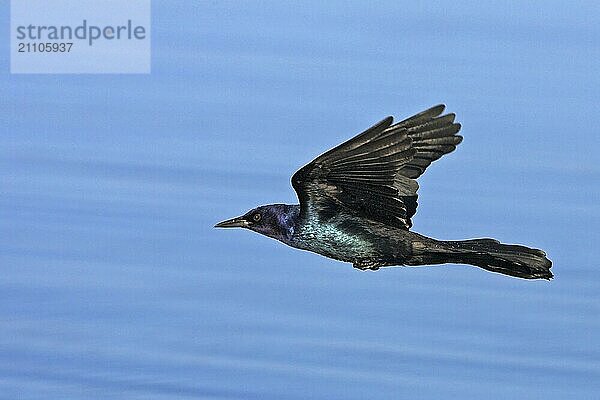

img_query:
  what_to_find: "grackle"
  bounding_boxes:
[215,105,552,279]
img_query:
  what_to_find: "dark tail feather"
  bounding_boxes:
[410,238,553,279]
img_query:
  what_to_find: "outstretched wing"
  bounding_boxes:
[291,105,462,229]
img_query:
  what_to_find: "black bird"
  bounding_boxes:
[215,105,552,279]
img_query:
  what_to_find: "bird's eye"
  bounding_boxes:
[253,213,261,222]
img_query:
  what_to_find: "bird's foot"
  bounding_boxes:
[353,260,382,271]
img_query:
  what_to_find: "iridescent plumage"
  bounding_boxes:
[216,105,552,279]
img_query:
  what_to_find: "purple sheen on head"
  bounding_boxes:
[243,204,300,243]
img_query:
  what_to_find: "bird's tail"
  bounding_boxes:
[410,238,553,280]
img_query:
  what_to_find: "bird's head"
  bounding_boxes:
[214,204,298,242]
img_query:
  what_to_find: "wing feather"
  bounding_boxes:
[292,105,462,229]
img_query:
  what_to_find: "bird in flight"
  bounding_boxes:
[215,105,552,279]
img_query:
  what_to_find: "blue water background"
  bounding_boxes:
[2,1,599,398]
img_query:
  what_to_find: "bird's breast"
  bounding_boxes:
[291,218,380,262]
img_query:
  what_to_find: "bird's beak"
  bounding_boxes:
[214,216,249,228]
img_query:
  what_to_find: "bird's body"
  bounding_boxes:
[293,206,400,265]
[216,105,553,279]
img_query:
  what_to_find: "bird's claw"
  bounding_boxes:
[353,261,381,271]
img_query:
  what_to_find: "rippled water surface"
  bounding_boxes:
[2,2,600,399]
